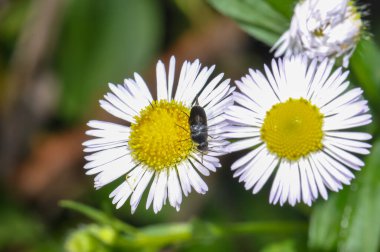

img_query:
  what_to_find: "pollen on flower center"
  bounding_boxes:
[129,100,193,171]
[260,98,324,161]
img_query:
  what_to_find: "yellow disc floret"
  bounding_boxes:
[261,98,324,161]
[129,100,193,171]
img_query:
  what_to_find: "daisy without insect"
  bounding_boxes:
[225,56,371,206]
[83,57,234,213]
[272,0,364,67]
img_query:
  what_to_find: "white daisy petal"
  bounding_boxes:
[205,96,234,121]
[324,137,370,155]
[208,112,231,127]
[277,162,291,206]
[312,71,349,106]
[153,169,168,213]
[204,88,235,118]
[226,55,371,206]
[133,73,153,102]
[189,157,212,176]
[326,131,372,141]
[233,92,266,118]
[82,136,125,147]
[308,59,332,101]
[112,183,132,209]
[299,159,312,205]
[84,56,232,213]
[246,151,278,193]
[308,156,328,200]
[302,158,319,200]
[124,79,151,109]
[315,152,352,185]
[84,149,131,170]
[174,60,200,103]
[231,145,266,171]
[85,129,130,139]
[227,138,262,153]
[108,83,140,116]
[113,166,145,209]
[168,168,182,209]
[83,142,128,153]
[225,106,262,127]
[321,88,363,114]
[319,152,354,179]
[88,155,134,178]
[311,155,341,192]
[324,143,365,168]
[99,100,135,123]
[202,78,230,107]
[110,182,128,202]
[222,131,260,139]
[94,162,135,190]
[177,163,192,197]
[167,56,176,100]
[87,120,130,132]
[326,114,372,131]
[324,148,361,171]
[187,66,216,105]
[156,60,168,100]
[185,161,208,194]
[286,163,298,206]
[269,160,285,204]
[130,169,154,214]
[252,157,278,194]
[234,80,266,112]
[146,173,159,210]
[198,73,225,104]
[324,100,368,121]
[240,147,273,186]
[84,145,128,161]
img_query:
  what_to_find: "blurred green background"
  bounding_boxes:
[0,0,379,251]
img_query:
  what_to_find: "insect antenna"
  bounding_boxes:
[175,123,189,132]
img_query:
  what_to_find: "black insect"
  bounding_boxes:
[189,105,208,152]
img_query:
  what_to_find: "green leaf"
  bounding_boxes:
[265,0,296,19]
[57,0,163,121]
[308,189,349,250]
[350,39,380,115]
[60,200,137,234]
[339,139,380,252]
[309,139,380,252]
[261,240,296,252]
[239,23,281,46]
[134,223,192,248]
[65,224,116,252]
[207,0,289,46]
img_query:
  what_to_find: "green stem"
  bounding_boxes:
[225,221,308,235]
[133,221,307,247]
[135,223,192,247]
[61,200,307,249]
[60,200,138,234]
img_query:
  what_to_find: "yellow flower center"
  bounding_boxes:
[260,98,324,161]
[129,100,193,171]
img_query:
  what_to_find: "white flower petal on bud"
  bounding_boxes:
[272,0,364,67]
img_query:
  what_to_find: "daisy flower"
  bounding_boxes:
[224,55,371,206]
[272,0,364,67]
[83,56,234,213]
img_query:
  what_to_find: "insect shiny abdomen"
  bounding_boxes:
[189,105,208,152]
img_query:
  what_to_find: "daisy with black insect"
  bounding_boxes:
[83,56,234,213]
[224,55,371,206]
